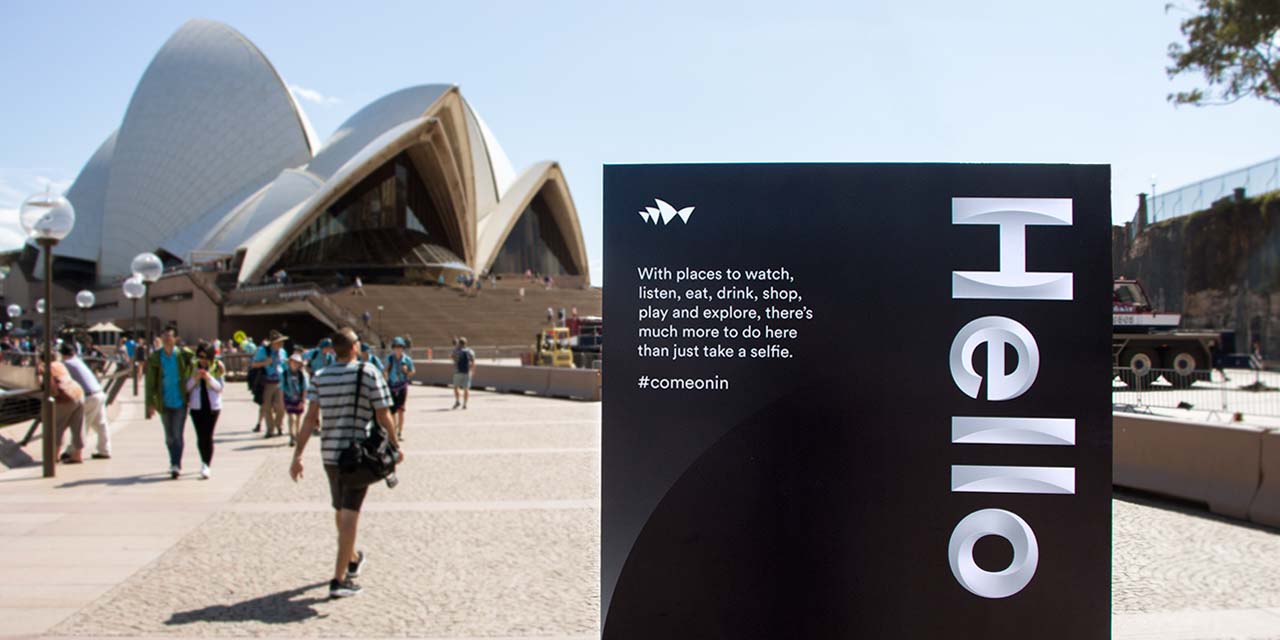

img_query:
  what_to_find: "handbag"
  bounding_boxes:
[337,363,399,488]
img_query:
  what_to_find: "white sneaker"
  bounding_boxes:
[199,464,211,480]
[169,465,180,479]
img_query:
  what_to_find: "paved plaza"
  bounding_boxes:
[0,385,598,639]
[0,384,1279,638]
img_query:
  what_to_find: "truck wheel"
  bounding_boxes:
[1119,348,1157,389]
[1168,350,1201,389]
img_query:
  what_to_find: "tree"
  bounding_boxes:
[1166,0,1280,107]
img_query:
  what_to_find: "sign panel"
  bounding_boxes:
[602,164,1111,638]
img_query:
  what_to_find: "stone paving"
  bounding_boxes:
[0,383,598,639]
[3,382,1280,638]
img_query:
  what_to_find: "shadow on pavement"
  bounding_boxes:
[166,582,330,626]
[233,442,290,451]
[55,473,175,488]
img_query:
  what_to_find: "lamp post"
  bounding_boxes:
[7,305,20,347]
[122,276,144,395]
[20,189,75,478]
[75,289,94,328]
[377,305,384,346]
[131,253,163,357]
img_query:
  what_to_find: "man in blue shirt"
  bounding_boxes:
[145,328,194,478]
[306,338,336,377]
[251,330,288,438]
[384,337,416,439]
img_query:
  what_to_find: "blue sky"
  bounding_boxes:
[0,0,1276,284]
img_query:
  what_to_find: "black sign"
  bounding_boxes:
[602,164,1111,638]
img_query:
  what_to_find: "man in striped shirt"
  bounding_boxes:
[290,327,403,598]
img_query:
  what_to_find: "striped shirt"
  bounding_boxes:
[308,360,391,465]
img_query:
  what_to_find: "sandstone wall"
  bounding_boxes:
[1114,193,1280,355]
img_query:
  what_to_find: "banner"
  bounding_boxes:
[602,164,1112,638]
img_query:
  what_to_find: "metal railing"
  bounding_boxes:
[1150,155,1280,223]
[5,359,133,446]
[1113,366,1280,421]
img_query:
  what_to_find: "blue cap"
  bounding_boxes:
[318,338,332,348]
[392,337,407,347]
[361,342,371,352]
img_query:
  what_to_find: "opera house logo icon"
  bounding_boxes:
[638,199,695,225]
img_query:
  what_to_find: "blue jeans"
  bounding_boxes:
[161,407,188,468]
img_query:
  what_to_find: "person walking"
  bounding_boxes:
[145,327,195,479]
[58,342,111,460]
[359,342,383,372]
[39,352,86,464]
[186,341,224,480]
[290,327,402,598]
[251,330,288,438]
[282,353,310,446]
[451,337,476,410]
[306,338,336,377]
[384,337,415,439]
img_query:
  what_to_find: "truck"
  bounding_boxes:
[1112,278,1220,388]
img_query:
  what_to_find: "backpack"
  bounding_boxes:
[455,348,473,373]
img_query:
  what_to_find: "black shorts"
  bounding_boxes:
[390,386,408,412]
[324,465,369,512]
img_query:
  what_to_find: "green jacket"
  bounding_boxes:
[145,346,196,412]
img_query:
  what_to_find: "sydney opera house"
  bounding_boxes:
[4,19,597,347]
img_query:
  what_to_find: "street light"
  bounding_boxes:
[131,252,163,356]
[5,305,19,341]
[20,189,75,479]
[76,289,94,314]
[122,276,145,395]
[377,305,385,346]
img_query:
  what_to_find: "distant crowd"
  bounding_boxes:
[34,327,480,482]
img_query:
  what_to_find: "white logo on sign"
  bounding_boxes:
[638,199,695,225]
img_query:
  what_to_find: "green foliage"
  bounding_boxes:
[1166,0,1280,106]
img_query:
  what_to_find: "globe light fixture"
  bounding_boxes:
[6,304,20,318]
[76,289,95,328]
[19,189,76,242]
[36,298,46,314]
[23,189,75,479]
[131,252,163,283]
[122,275,146,300]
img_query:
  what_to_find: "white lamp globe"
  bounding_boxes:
[36,298,45,314]
[76,290,95,309]
[131,253,164,283]
[3,322,11,331]
[19,190,76,241]
[6,304,20,318]
[122,276,145,300]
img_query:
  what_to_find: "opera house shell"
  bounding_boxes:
[38,18,589,288]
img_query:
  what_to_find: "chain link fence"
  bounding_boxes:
[1150,155,1280,223]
